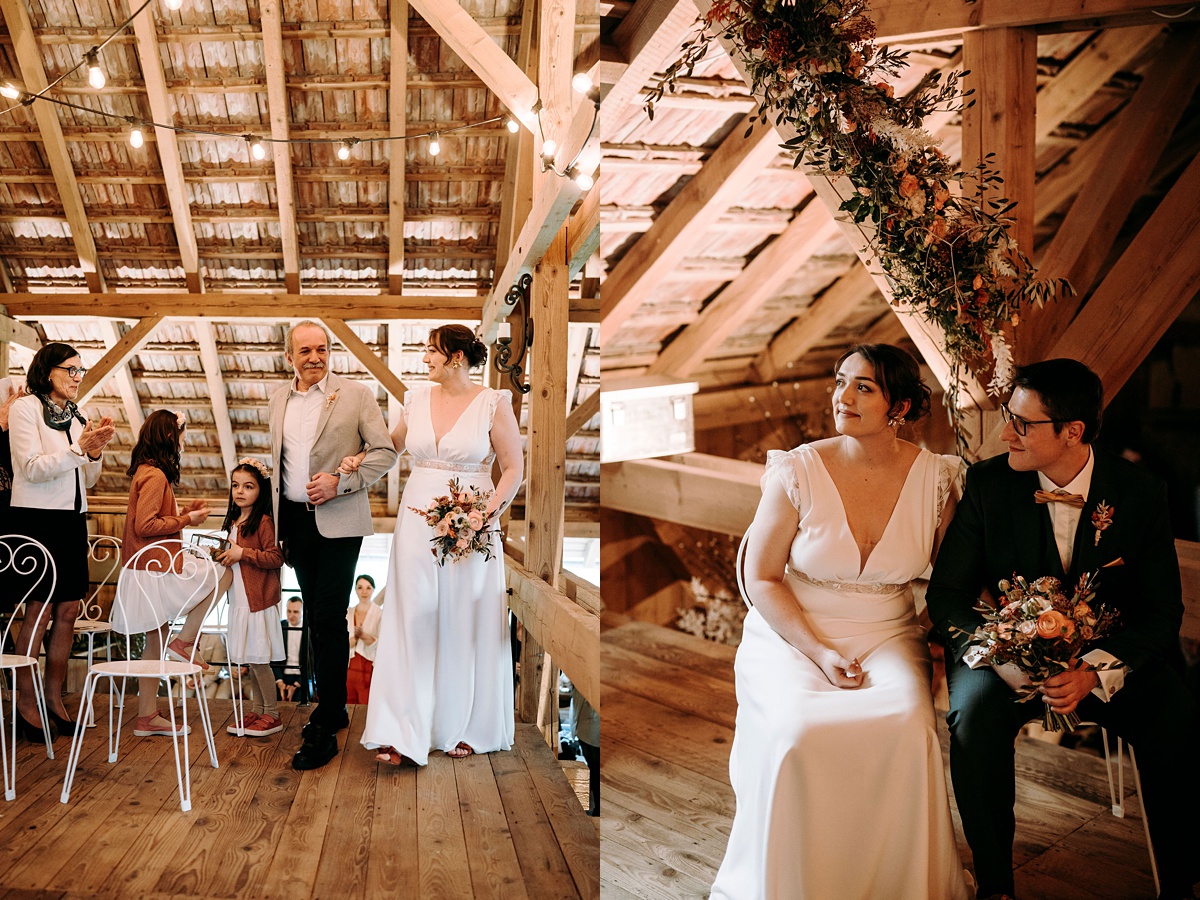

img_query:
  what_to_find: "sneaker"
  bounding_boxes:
[227,713,260,735]
[133,713,193,737]
[245,714,283,737]
[165,638,210,671]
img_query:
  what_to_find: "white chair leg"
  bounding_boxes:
[163,678,190,812]
[1100,727,1124,817]
[83,632,96,728]
[196,675,219,768]
[231,663,245,736]
[61,674,100,803]
[30,665,54,761]
[109,676,127,763]
[1127,745,1159,896]
[0,684,14,801]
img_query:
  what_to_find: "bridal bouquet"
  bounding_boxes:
[410,477,497,566]
[956,571,1121,731]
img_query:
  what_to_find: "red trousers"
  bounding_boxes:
[346,653,374,704]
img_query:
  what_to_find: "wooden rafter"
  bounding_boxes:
[0,0,103,293]
[77,316,164,407]
[753,264,877,383]
[494,0,537,288]
[195,323,237,474]
[388,1,408,294]
[599,116,782,343]
[1023,30,1200,361]
[565,388,600,438]
[131,9,202,294]
[96,321,144,436]
[648,199,842,378]
[0,314,42,350]
[601,0,700,113]
[871,0,1198,43]
[565,323,589,411]
[693,377,832,431]
[261,0,301,295]
[321,318,410,403]
[406,0,539,130]
[567,184,600,277]
[1055,151,1200,402]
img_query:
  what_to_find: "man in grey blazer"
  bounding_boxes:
[270,320,397,769]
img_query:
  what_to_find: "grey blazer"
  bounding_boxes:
[268,370,398,539]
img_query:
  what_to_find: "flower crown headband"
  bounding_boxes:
[237,456,271,480]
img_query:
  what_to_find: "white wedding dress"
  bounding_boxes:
[711,445,973,900]
[361,382,515,765]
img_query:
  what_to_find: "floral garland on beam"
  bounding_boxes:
[647,0,1071,448]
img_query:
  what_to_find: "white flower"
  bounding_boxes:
[987,332,1015,396]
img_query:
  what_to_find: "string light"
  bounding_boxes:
[246,135,266,160]
[0,83,20,101]
[569,167,593,191]
[541,138,557,163]
[428,133,441,157]
[505,116,519,133]
[571,73,593,94]
[163,0,184,8]
[337,137,358,160]
[129,123,144,148]
[85,50,106,90]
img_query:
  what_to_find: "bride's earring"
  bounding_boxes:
[888,415,906,428]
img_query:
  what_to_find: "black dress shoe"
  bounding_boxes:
[46,710,77,738]
[292,732,338,771]
[302,710,349,740]
[16,711,55,743]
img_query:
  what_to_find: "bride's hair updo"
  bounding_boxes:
[835,343,932,422]
[429,324,488,369]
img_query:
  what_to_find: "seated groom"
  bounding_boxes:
[927,359,1200,900]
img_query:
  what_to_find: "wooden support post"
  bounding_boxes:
[385,323,402,515]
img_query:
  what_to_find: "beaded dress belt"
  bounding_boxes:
[413,458,493,475]
[788,566,908,595]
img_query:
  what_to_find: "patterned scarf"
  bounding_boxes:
[37,394,87,432]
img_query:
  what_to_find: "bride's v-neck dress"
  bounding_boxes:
[711,444,972,900]
[361,382,515,765]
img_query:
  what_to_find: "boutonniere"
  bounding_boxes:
[325,391,339,411]
[1091,500,1114,546]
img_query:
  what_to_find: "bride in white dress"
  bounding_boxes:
[360,325,523,765]
[711,344,973,900]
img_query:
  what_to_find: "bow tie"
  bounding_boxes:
[1034,489,1085,509]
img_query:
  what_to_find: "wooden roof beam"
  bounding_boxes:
[0,0,103,293]
[195,323,236,473]
[872,0,1198,43]
[1055,151,1200,403]
[388,1,408,295]
[601,0,699,113]
[1023,29,1200,362]
[78,316,164,407]
[96,322,144,435]
[0,313,42,351]
[261,0,301,295]
[692,377,832,431]
[599,116,782,343]
[565,388,600,439]
[602,453,761,536]
[567,183,599,277]
[648,199,842,378]
[406,0,539,130]
[493,0,537,290]
[132,7,202,294]
[753,264,878,383]
[322,318,410,403]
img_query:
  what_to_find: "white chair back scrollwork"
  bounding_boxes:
[80,534,122,623]
[0,534,58,800]
[60,539,222,813]
[736,530,753,610]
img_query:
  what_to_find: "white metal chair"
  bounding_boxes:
[60,539,222,812]
[72,534,122,727]
[1099,727,1158,895]
[736,530,753,609]
[0,534,57,800]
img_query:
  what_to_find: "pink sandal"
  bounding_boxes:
[447,742,474,759]
[375,746,404,766]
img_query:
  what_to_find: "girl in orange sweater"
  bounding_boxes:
[216,458,285,736]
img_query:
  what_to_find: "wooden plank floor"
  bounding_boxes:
[0,698,598,900]
[601,619,1163,900]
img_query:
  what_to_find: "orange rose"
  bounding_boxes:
[929,216,948,241]
[1036,610,1074,640]
[898,174,919,198]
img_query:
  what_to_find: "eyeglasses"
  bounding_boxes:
[53,365,88,379]
[1000,403,1058,437]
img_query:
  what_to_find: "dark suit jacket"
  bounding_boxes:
[273,620,310,683]
[927,448,1181,674]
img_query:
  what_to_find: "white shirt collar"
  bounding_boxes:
[1037,446,1094,498]
[290,371,330,396]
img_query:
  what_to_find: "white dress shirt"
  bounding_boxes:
[8,393,101,511]
[281,373,335,504]
[1036,448,1124,702]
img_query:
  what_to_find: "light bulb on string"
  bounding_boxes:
[163,0,184,8]
[429,133,441,157]
[246,135,266,161]
[129,124,144,149]
[571,72,593,94]
[337,138,357,161]
[0,83,20,100]
[541,138,557,165]
[570,167,593,191]
[505,116,519,133]
[85,50,106,90]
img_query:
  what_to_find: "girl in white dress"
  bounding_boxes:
[356,325,523,766]
[711,344,973,900]
[216,458,285,737]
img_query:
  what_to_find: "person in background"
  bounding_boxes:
[346,573,381,705]
[275,597,307,702]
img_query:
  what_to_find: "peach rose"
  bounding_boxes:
[455,538,470,550]
[467,510,485,531]
[929,216,948,241]
[898,174,919,198]
[435,519,451,537]
[933,184,950,210]
[1018,620,1039,637]
[1036,610,1074,640]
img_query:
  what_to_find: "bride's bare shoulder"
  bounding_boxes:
[806,436,841,463]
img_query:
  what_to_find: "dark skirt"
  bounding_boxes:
[0,505,89,609]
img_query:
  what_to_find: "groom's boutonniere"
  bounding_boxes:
[1091,500,1114,546]
[325,390,339,411]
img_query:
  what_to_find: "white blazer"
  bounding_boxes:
[8,393,101,511]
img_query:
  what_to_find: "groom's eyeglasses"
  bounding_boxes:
[1000,403,1058,437]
